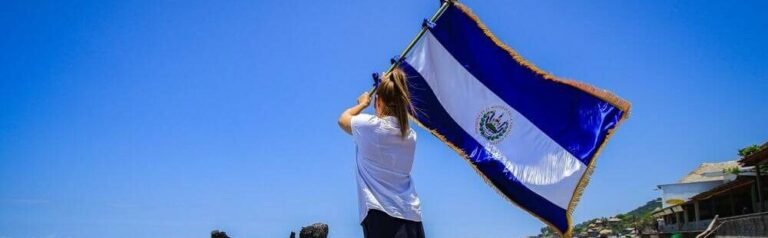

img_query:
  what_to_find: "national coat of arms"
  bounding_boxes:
[476,106,513,144]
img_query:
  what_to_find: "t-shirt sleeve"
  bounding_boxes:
[350,114,376,142]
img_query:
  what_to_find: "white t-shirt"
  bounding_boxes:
[351,114,421,222]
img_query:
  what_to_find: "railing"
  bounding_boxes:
[680,220,713,232]
[658,219,713,234]
[660,224,676,233]
[712,211,768,237]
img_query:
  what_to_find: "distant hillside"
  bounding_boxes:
[536,198,662,237]
[625,198,662,218]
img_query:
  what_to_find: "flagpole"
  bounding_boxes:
[369,0,454,96]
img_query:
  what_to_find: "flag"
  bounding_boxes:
[399,2,630,236]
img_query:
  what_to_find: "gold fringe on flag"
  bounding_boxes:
[406,2,632,237]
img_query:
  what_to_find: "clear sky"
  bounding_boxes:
[1,0,767,237]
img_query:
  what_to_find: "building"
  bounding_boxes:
[649,142,768,237]
[657,161,739,209]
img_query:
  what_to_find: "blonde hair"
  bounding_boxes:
[376,67,413,138]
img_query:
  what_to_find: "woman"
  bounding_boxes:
[338,68,424,238]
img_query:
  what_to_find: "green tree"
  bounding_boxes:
[738,144,761,157]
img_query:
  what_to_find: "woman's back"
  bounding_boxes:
[337,67,425,238]
[351,114,420,222]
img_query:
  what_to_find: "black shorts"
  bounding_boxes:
[361,209,425,238]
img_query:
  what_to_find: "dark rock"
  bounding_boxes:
[290,231,296,238]
[299,223,329,238]
[211,230,230,238]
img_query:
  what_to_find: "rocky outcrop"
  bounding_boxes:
[211,230,230,238]
[299,223,328,238]
[209,222,328,238]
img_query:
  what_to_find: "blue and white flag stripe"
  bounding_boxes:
[428,5,626,166]
[405,32,586,210]
[399,3,630,236]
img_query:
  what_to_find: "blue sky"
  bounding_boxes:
[1,0,767,237]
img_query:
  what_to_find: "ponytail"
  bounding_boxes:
[376,67,414,138]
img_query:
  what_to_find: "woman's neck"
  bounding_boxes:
[375,108,394,118]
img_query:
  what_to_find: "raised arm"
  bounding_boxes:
[338,92,371,135]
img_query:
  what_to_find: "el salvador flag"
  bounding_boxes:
[399,2,630,236]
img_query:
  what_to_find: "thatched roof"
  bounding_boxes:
[599,229,613,235]
[678,161,739,183]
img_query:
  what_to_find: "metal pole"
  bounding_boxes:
[368,0,454,96]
